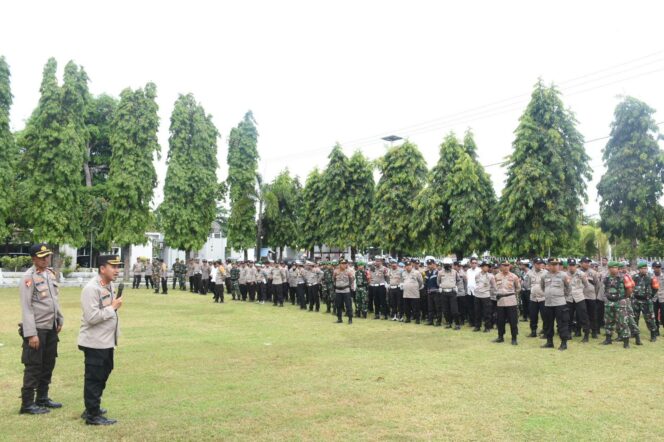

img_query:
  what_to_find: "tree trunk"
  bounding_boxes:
[351,246,356,261]
[121,244,131,282]
[630,237,638,267]
[244,249,248,261]
[256,198,263,261]
[279,246,283,261]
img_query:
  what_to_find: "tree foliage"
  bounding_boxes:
[99,83,160,250]
[18,58,88,247]
[0,55,17,240]
[495,80,591,256]
[370,141,427,256]
[597,96,664,248]
[161,93,220,253]
[300,168,325,252]
[226,111,259,251]
[263,170,302,252]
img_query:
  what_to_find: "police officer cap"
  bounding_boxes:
[398,262,405,267]
[442,257,453,266]
[521,259,530,265]
[30,243,53,258]
[99,254,122,266]
[339,259,348,264]
[426,258,436,265]
[534,258,544,264]
[580,257,592,263]
[653,261,662,268]
[568,258,577,266]
[480,261,490,267]
[409,259,418,264]
[548,258,560,264]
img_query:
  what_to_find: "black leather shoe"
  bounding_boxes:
[511,338,518,345]
[86,415,117,425]
[527,331,537,338]
[335,319,343,323]
[558,340,567,351]
[81,408,107,419]
[541,340,554,348]
[36,398,62,409]
[492,337,504,343]
[19,404,50,415]
[473,327,481,332]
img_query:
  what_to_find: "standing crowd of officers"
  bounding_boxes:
[129,254,663,350]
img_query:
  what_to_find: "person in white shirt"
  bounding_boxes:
[466,258,480,328]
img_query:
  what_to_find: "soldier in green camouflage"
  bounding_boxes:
[230,263,241,300]
[322,262,335,314]
[602,261,637,348]
[632,262,659,342]
[355,262,369,318]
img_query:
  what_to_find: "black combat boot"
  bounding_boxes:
[492,336,504,343]
[541,338,554,348]
[623,337,630,349]
[601,335,612,345]
[581,331,589,343]
[20,389,49,415]
[528,331,537,338]
[591,330,598,339]
[651,330,658,342]
[558,339,567,351]
[635,334,642,345]
[511,337,518,346]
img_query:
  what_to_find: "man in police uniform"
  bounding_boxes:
[78,254,123,425]
[18,243,64,415]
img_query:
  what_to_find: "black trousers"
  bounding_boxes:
[248,283,256,301]
[388,287,402,317]
[367,286,374,313]
[529,300,545,332]
[240,284,248,301]
[21,327,59,405]
[189,276,195,292]
[371,286,387,317]
[225,277,232,294]
[212,282,223,302]
[257,282,265,302]
[161,277,168,294]
[335,292,353,320]
[80,346,114,416]
[273,283,284,305]
[568,299,589,333]
[194,274,202,293]
[297,283,307,309]
[201,278,209,294]
[420,289,428,321]
[403,298,420,321]
[428,291,443,324]
[467,292,476,325]
[519,290,530,319]
[496,305,519,338]
[308,284,320,311]
[473,296,492,329]
[132,274,142,289]
[289,286,297,304]
[654,300,663,330]
[585,299,599,333]
[145,275,153,288]
[543,304,571,341]
[457,295,468,323]
[441,290,459,325]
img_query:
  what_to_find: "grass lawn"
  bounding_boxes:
[1,285,663,441]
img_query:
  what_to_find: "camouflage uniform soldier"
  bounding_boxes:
[632,262,659,342]
[152,259,162,294]
[230,263,241,300]
[323,262,335,314]
[602,261,637,348]
[354,262,369,318]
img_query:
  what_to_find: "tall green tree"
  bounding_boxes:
[370,141,427,257]
[18,59,89,269]
[495,80,591,256]
[99,83,160,277]
[443,150,497,258]
[263,170,302,258]
[0,56,17,241]
[83,94,118,187]
[161,94,220,257]
[301,168,325,257]
[345,151,374,259]
[597,97,664,260]
[226,111,259,259]
[411,133,465,254]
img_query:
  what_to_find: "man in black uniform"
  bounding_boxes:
[18,243,64,415]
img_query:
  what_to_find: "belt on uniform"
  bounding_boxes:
[441,288,455,293]
[496,293,515,299]
[390,285,399,289]
[370,284,381,287]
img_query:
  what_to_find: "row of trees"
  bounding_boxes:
[244,80,663,261]
[1,56,662,271]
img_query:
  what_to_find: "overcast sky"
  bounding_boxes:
[3,0,664,217]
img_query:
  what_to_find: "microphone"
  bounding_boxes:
[116,282,125,299]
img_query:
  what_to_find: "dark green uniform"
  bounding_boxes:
[355,266,369,318]
[230,266,241,300]
[632,270,658,340]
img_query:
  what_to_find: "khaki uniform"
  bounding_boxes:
[78,276,119,349]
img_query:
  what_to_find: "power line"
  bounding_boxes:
[261,51,664,162]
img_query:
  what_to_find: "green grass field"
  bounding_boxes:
[1,286,663,441]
